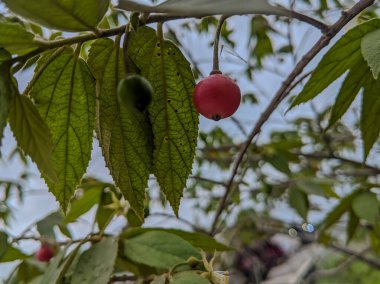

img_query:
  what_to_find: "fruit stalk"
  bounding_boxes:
[211,15,228,74]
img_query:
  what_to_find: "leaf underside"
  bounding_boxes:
[128,27,199,214]
[3,0,110,32]
[29,47,95,211]
[87,38,153,219]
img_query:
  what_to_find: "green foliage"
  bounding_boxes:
[171,271,211,284]
[352,192,379,224]
[128,26,198,214]
[0,49,13,148]
[9,95,57,182]
[71,238,118,284]
[88,38,153,219]
[3,0,110,32]
[122,227,231,252]
[361,29,380,79]
[28,47,96,211]
[291,19,380,157]
[0,20,40,55]
[123,231,201,269]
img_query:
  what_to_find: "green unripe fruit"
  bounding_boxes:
[117,74,153,112]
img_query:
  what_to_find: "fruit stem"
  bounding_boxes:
[211,15,228,75]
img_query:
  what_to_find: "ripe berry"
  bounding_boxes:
[35,244,55,262]
[193,73,241,121]
[117,74,153,112]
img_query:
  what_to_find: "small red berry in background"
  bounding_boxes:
[193,73,241,121]
[35,244,55,262]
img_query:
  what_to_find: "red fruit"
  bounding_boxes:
[36,244,55,262]
[193,73,241,121]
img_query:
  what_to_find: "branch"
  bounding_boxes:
[329,244,380,270]
[308,247,371,280]
[209,0,376,236]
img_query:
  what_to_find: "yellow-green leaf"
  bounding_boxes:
[87,38,153,219]
[3,0,110,32]
[361,29,380,79]
[128,27,199,214]
[9,95,57,182]
[28,47,95,211]
[0,21,40,55]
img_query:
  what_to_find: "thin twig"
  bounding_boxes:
[308,247,371,280]
[209,0,376,236]
[329,244,380,269]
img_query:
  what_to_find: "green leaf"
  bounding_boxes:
[318,189,362,234]
[151,275,167,284]
[36,211,64,239]
[122,228,230,252]
[3,0,110,32]
[64,187,103,223]
[29,47,96,211]
[296,179,326,197]
[71,238,118,284]
[0,246,28,262]
[9,95,58,183]
[171,271,210,284]
[352,192,379,224]
[87,38,153,219]
[0,49,13,148]
[128,27,199,214]
[361,29,380,79]
[0,21,39,55]
[118,0,290,17]
[290,19,380,108]
[361,74,380,158]
[329,57,369,127]
[346,207,359,244]
[288,187,309,221]
[123,231,201,269]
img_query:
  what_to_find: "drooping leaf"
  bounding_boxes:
[290,19,380,108]
[171,271,211,284]
[117,0,290,17]
[3,0,110,32]
[87,38,153,219]
[328,57,369,127]
[361,75,380,158]
[0,21,40,55]
[0,49,13,148]
[361,29,380,79]
[123,231,201,269]
[9,95,57,183]
[288,187,309,221]
[122,228,230,252]
[352,192,379,224]
[128,26,199,214]
[71,238,118,284]
[28,47,96,211]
